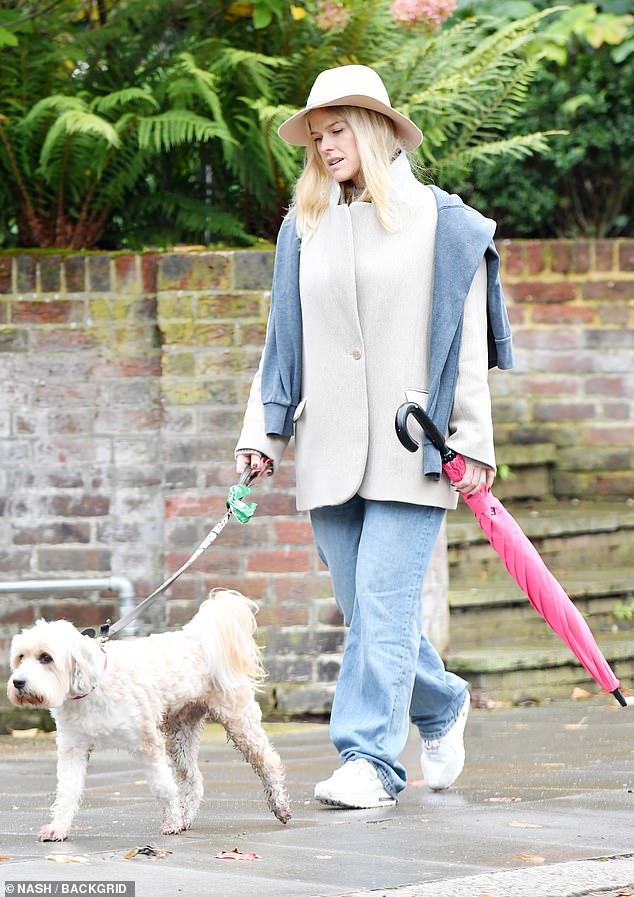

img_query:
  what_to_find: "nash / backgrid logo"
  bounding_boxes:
[5,884,134,896]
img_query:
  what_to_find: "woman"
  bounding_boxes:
[235,65,513,809]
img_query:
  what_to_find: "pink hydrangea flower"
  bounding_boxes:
[316,0,351,31]
[390,0,457,31]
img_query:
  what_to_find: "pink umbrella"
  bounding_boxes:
[395,401,626,707]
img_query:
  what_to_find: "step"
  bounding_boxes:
[447,500,634,580]
[449,566,634,649]
[493,443,557,501]
[444,633,634,703]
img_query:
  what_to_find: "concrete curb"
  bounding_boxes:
[343,855,634,897]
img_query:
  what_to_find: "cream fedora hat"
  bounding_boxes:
[278,64,423,151]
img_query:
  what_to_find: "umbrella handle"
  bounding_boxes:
[395,402,457,464]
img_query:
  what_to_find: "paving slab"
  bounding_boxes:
[1,697,633,897]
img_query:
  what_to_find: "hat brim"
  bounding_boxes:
[278,95,423,151]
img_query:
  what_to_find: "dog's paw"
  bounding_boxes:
[38,823,68,842]
[273,800,292,825]
[160,818,185,835]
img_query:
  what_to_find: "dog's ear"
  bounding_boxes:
[70,631,105,697]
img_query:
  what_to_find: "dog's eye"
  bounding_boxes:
[39,653,53,664]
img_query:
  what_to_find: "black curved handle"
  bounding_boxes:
[395,402,457,463]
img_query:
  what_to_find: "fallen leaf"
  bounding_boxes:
[0,856,10,862]
[46,854,88,864]
[124,845,171,860]
[514,853,546,864]
[571,687,592,701]
[486,796,522,802]
[215,848,261,861]
[509,820,542,828]
[10,728,41,738]
[564,716,588,731]
[541,762,565,768]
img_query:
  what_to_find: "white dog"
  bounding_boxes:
[7,589,292,840]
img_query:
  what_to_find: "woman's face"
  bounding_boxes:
[308,108,363,188]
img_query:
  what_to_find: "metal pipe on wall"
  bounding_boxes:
[0,577,137,636]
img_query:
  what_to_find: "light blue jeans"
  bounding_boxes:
[310,496,468,797]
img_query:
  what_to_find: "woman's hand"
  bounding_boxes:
[236,451,274,478]
[452,457,494,498]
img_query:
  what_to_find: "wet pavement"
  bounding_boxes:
[1,697,633,897]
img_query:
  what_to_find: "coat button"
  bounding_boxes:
[351,348,362,360]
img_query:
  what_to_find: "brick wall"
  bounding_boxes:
[490,240,634,499]
[0,239,632,716]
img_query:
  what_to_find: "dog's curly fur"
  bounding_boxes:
[6,589,292,841]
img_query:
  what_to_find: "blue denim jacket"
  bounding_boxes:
[261,186,514,479]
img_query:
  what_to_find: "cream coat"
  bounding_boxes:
[237,155,494,512]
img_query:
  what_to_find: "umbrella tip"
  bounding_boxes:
[612,688,628,707]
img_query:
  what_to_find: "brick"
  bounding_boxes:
[165,494,226,518]
[39,602,116,626]
[510,283,577,303]
[0,329,28,352]
[598,304,630,326]
[594,241,615,271]
[12,300,79,325]
[158,253,231,291]
[0,605,36,625]
[516,375,579,396]
[274,519,313,544]
[582,280,634,301]
[253,604,309,626]
[270,574,332,601]
[88,255,111,291]
[49,411,94,435]
[64,256,86,292]
[531,305,595,325]
[13,522,90,544]
[585,375,627,396]
[594,472,634,497]
[39,256,62,292]
[246,549,313,573]
[500,242,523,276]
[618,240,634,271]
[232,251,275,290]
[264,657,313,681]
[317,659,341,681]
[525,241,546,275]
[239,322,266,344]
[51,495,110,516]
[0,256,11,292]
[197,294,262,319]
[114,255,139,293]
[534,402,595,421]
[549,242,570,274]
[253,492,298,517]
[37,548,111,572]
[142,254,159,293]
[31,329,94,351]
[16,255,36,292]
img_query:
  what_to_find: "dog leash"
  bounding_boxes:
[85,465,268,641]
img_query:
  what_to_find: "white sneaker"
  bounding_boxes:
[420,692,470,791]
[314,759,397,808]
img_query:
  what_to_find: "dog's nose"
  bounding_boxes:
[12,678,27,691]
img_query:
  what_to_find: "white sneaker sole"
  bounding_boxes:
[315,794,397,809]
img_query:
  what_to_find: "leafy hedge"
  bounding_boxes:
[0,0,630,247]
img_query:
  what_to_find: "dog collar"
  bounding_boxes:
[70,651,108,701]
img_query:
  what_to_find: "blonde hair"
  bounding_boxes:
[293,105,402,238]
